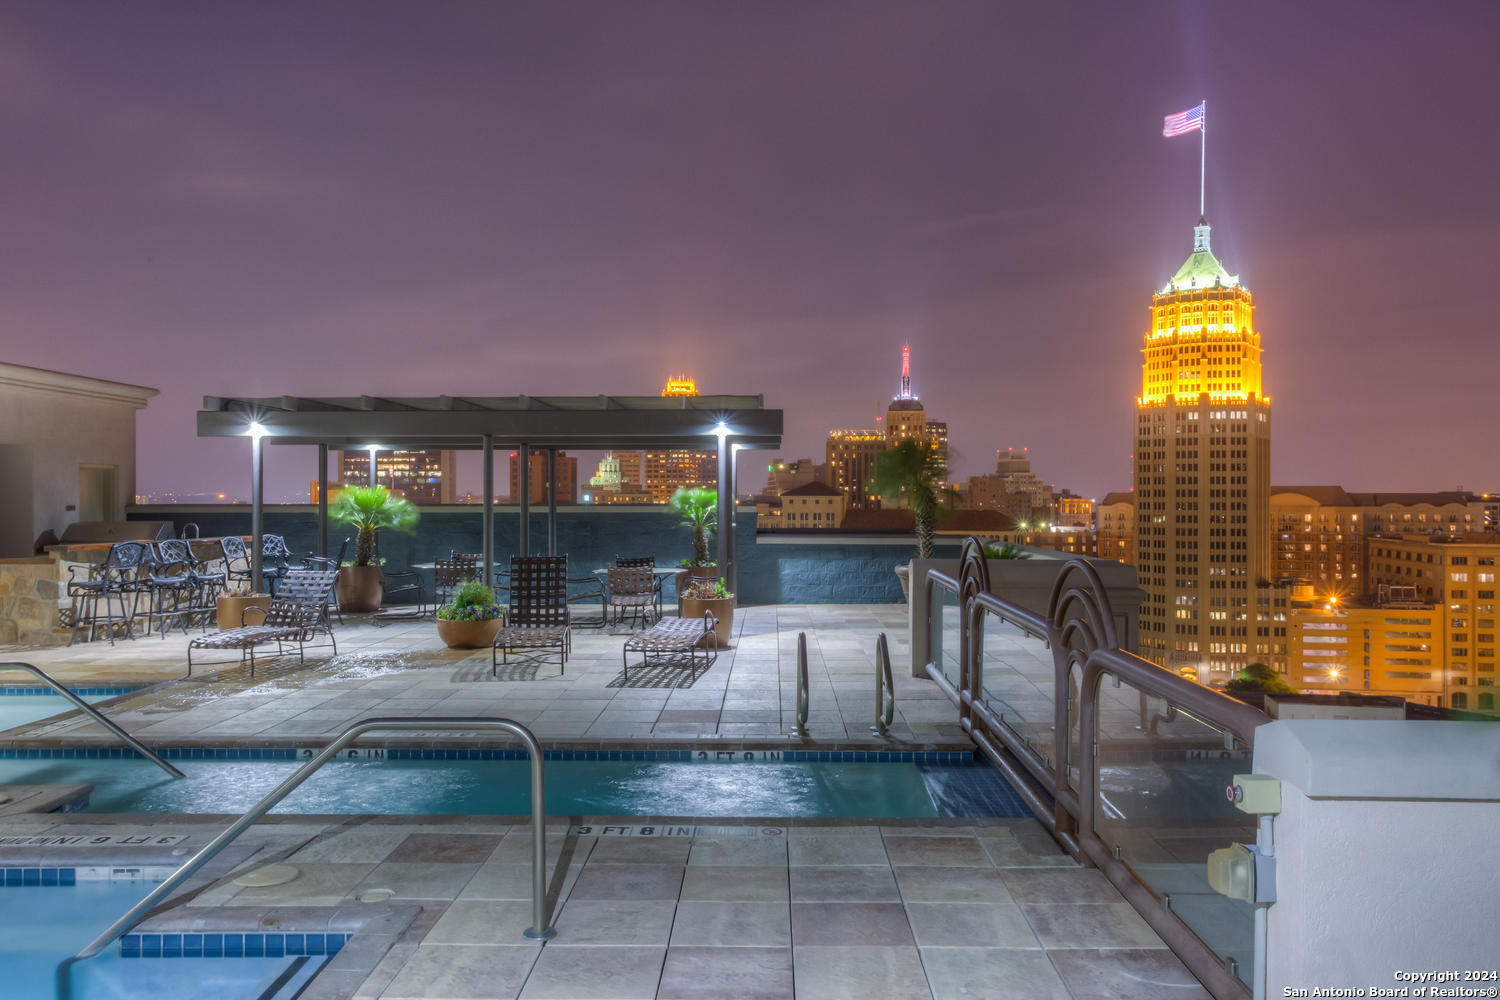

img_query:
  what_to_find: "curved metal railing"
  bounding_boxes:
[0,662,183,778]
[922,541,1270,1000]
[871,632,894,736]
[789,632,809,738]
[67,717,554,973]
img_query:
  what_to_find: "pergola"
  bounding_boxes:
[197,394,783,594]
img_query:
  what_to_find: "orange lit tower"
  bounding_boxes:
[1134,218,1279,682]
[645,374,715,501]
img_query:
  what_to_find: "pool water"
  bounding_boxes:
[0,690,132,733]
[0,758,1026,818]
[1,880,323,1000]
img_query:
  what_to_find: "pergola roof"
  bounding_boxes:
[197,394,783,450]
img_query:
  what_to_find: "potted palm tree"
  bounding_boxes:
[329,485,419,612]
[669,487,720,593]
[870,439,949,601]
[436,580,506,648]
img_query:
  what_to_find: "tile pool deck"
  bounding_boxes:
[0,605,1212,998]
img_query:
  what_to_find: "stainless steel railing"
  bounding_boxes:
[0,662,183,778]
[923,541,1269,1000]
[69,717,554,970]
[789,632,809,738]
[871,632,894,736]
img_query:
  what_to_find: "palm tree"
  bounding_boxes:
[329,485,419,566]
[869,440,948,558]
[669,487,718,566]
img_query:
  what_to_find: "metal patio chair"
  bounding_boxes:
[492,555,571,674]
[141,539,221,637]
[605,565,659,631]
[433,555,481,612]
[66,541,152,645]
[614,555,664,620]
[622,610,718,682]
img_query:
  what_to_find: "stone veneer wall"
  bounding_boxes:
[127,506,965,606]
[0,557,64,645]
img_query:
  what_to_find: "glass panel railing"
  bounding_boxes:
[929,583,961,689]
[976,612,1054,770]
[1092,671,1256,987]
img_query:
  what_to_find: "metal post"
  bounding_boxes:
[547,447,558,555]
[367,447,378,487]
[250,433,264,594]
[317,444,328,558]
[715,434,730,585]
[518,443,530,557]
[872,632,894,736]
[726,442,738,596]
[482,434,494,585]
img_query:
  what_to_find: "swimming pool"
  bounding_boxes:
[0,755,1027,818]
[0,878,327,1000]
[0,687,137,733]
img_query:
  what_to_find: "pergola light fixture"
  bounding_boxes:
[247,421,268,438]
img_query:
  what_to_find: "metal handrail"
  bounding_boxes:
[69,717,554,968]
[871,632,894,736]
[789,632,809,738]
[0,662,183,778]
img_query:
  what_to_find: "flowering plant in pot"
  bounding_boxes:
[329,485,419,612]
[678,576,734,649]
[436,580,506,648]
[669,486,719,592]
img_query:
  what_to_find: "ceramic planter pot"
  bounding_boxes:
[335,565,384,613]
[679,594,735,648]
[436,617,505,649]
[216,594,271,630]
[674,566,719,601]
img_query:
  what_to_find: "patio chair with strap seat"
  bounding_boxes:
[187,568,339,678]
[492,555,571,675]
[621,611,718,683]
[606,565,659,631]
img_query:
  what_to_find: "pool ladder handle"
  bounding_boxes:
[789,632,810,738]
[871,632,895,737]
[0,662,183,778]
[65,716,556,975]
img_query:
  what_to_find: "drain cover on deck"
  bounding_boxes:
[358,888,395,903]
[233,863,299,887]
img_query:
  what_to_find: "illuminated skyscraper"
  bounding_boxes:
[1134,218,1278,682]
[339,449,457,504]
[883,343,948,486]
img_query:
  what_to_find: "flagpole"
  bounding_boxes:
[1199,100,1206,217]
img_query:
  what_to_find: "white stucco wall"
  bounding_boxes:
[1256,721,1500,995]
[0,363,157,557]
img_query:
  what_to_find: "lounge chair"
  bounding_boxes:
[187,569,338,677]
[492,555,571,674]
[621,611,718,682]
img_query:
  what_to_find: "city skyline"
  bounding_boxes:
[0,3,1495,501]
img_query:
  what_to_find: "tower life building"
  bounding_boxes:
[883,343,948,486]
[1134,218,1279,683]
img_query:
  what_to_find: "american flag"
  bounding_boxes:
[1162,103,1205,138]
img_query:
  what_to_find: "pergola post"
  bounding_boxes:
[547,447,558,556]
[250,432,265,593]
[716,434,732,593]
[482,434,494,585]
[518,443,530,557]
[367,446,378,487]
[317,444,328,558]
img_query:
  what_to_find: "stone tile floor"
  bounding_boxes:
[0,810,1211,1000]
[4,604,968,747]
[0,604,1216,998]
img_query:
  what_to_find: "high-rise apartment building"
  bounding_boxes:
[1288,583,1444,707]
[643,376,716,502]
[338,449,457,504]
[1133,218,1277,683]
[1365,533,1499,713]
[509,451,577,505]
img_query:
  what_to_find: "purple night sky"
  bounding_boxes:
[1,2,1496,501]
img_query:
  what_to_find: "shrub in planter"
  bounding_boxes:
[679,576,735,649]
[435,580,506,648]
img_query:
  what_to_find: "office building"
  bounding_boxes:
[643,376,716,502]
[1098,492,1136,565]
[825,429,884,512]
[338,449,457,504]
[1133,217,1278,683]
[509,450,578,505]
